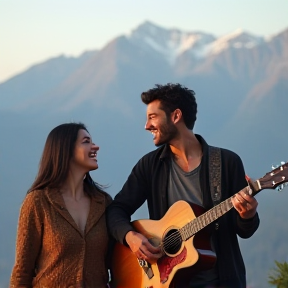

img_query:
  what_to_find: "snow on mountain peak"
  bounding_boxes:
[126,21,215,64]
[208,29,264,55]
[126,22,265,62]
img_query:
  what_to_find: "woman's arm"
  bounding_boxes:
[10,192,43,288]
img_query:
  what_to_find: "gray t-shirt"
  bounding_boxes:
[168,158,218,286]
[168,158,203,207]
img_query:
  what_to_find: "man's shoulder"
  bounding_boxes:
[219,147,242,160]
[207,145,243,167]
[138,145,167,162]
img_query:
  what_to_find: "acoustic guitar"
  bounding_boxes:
[111,162,288,288]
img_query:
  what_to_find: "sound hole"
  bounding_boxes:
[162,228,182,255]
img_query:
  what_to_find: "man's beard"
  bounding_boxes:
[155,120,178,147]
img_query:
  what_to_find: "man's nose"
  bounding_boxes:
[144,120,150,130]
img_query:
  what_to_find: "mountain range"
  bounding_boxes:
[0,21,287,288]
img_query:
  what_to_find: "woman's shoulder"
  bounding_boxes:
[24,189,41,200]
[98,190,113,206]
[18,189,49,218]
[25,188,49,199]
[23,188,52,208]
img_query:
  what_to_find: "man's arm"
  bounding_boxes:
[106,157,162,261]
[106,158,150,244]
[222,149,260,238]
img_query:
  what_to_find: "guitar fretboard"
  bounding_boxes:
[177,162,288,241]
[180,194,235,241]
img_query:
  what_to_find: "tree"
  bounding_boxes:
[268,260,288,288]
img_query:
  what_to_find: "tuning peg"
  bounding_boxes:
[272,164,279,170]
[272,161,286,170]
[276,183,288,192]
[271,162,288,191]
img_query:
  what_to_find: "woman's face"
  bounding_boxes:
[70,129,99,172]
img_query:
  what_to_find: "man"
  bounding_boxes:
[107,83,259,288]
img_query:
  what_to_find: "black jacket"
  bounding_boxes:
[107,135,259,288]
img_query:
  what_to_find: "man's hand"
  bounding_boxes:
[232,189,258,219]
[125,231,162,262]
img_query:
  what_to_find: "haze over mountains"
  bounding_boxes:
[0,21,287,287]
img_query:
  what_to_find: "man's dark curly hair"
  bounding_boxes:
[141,83,197,130]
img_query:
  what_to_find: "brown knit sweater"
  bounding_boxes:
[10,187,112,288]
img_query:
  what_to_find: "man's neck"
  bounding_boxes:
[169,132,202,172]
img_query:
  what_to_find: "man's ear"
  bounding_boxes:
[171,108,182,124]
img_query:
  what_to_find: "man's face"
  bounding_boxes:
[145,100,178,146]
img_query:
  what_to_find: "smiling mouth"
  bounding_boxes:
[89,152,97,159]
[151,130,157,140]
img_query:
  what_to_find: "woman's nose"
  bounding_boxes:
[93,144,99,151]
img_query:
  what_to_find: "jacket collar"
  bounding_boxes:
[159,134,209,160]
[85,190,106,234]
[159,144,172,159]
[45,187,106,237]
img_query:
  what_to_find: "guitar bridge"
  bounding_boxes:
[138,259,154,279]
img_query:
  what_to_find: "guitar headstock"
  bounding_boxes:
[259,161,288,191]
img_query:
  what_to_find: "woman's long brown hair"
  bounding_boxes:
[28,122,106,196]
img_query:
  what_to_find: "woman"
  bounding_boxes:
[10,122,113,288]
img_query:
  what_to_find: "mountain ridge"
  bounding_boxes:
[0,21,287,288]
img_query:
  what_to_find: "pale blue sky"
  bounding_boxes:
[1,0,287,82]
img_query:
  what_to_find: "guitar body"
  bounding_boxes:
[111,200,216,288]
[110,162,288,287]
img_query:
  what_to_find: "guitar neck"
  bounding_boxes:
[180,179,262,241]
[180,196,233,240]
[178,158,288,241]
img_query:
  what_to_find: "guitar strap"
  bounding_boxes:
[209,146,221,229]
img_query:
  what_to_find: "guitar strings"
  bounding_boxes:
[162,232,182,251]
[161,219,198,250]
[162,216,201,250]
[161,197,234,252]
[161,211,213,251]
[161,221,196,251]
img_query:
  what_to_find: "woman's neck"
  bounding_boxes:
[60,171,86,201]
